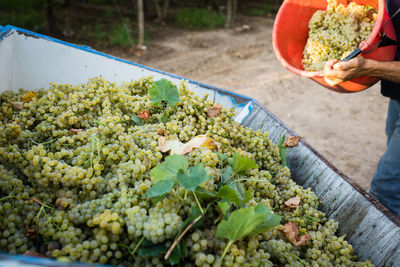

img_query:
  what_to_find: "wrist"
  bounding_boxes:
[362,59,379,76]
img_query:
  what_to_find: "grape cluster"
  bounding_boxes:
[303,0,377,71]
[0,77,374,266]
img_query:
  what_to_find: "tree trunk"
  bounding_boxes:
[225,0,232,28]
[154,0,162,22]
[63,0,75,37]
[137,0,145,47]
[45,0,55,33]
[225,0,237,28]
[162,0,170,18]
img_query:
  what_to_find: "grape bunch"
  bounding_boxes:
[303,0,377,71]
[0,77,373,266]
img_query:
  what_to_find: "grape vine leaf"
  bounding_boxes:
[158,110,169,123]
[131,114,144,126]
[232,153,258,174]
[176,163,210,191]
[150,155,188,182]
[149,79,180,107]
[145,179,174,198]
[195,187,216,200]
[216,204,281,256]
[242,190,252,206]
[168,241,187,265]
[180,206,203,232]
[217,185,241,206]
[217,200,231,218]
[221,165,234,181]
[278,135,288,167]
[137,240,167,257]
[217,152,228,162]
[218,185,253,207]
[249,204,282,236]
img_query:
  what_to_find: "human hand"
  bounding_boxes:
[323,56,366,86]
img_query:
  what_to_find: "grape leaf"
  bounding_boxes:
[146,179,174,198]
[242,190,252,206]
[194,187,216,200]
[217,200,231,218]
[218,185,253,207]
[221,165,234,181]
[131,114,144,126]
[176,163,209,191]
[150,155,188,182]
[159,110,169,123]
[249,204,282,236]
[278,135,288,167]
[179,206,203,235]
[217,152,228,162]
[216,204,281,259]
[137,240,167,257]
[149,79,180,107]
[217,185,241,206]
[168,241,187,265]
[232,153,258,174]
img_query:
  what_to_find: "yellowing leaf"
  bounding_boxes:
[284,135,300,147]
[158,135,216,155]
[207,104,222,118]
[138,110,150,119]
[284,196,301,209]
[158,136,183,153]
[21,91,37,103]
[282,222,311,246]
[11,101,24,111]
[181,135,215,154]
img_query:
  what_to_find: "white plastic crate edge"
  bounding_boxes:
[0,26,253,124]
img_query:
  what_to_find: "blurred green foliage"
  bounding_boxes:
[174,8,225,29]
[242,3,278,16]
[0,0,45,30]
[109,18,134,47]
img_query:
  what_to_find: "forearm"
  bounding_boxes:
[364,59,400,84]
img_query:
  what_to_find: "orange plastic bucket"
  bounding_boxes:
[272,0,397,93]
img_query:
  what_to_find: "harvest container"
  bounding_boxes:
[0,25,399,267]
[273,0,397,93]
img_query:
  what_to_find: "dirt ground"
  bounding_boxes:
[105,15,388,189]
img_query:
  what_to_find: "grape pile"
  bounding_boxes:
[0,77,373,266]
[303,0,377,71]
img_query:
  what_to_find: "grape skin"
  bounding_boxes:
[0,77,373,266]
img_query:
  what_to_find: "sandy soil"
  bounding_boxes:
[105,15,388,189]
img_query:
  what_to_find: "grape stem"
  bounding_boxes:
[164,213,204,260]
[192,191,203,214]
[220,240,234,261]
[0,187,15,202]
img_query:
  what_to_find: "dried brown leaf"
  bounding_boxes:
[138,110,150,120]
[11,101,24,111]
[207,104,222,118]
[24,250,45,257]
[283,135,300,147]
[70,128,84,134]
[156,128,166,136]
[282,222,311,246]
[284,196,301,209]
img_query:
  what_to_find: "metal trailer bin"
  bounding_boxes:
[0,25,399,267]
